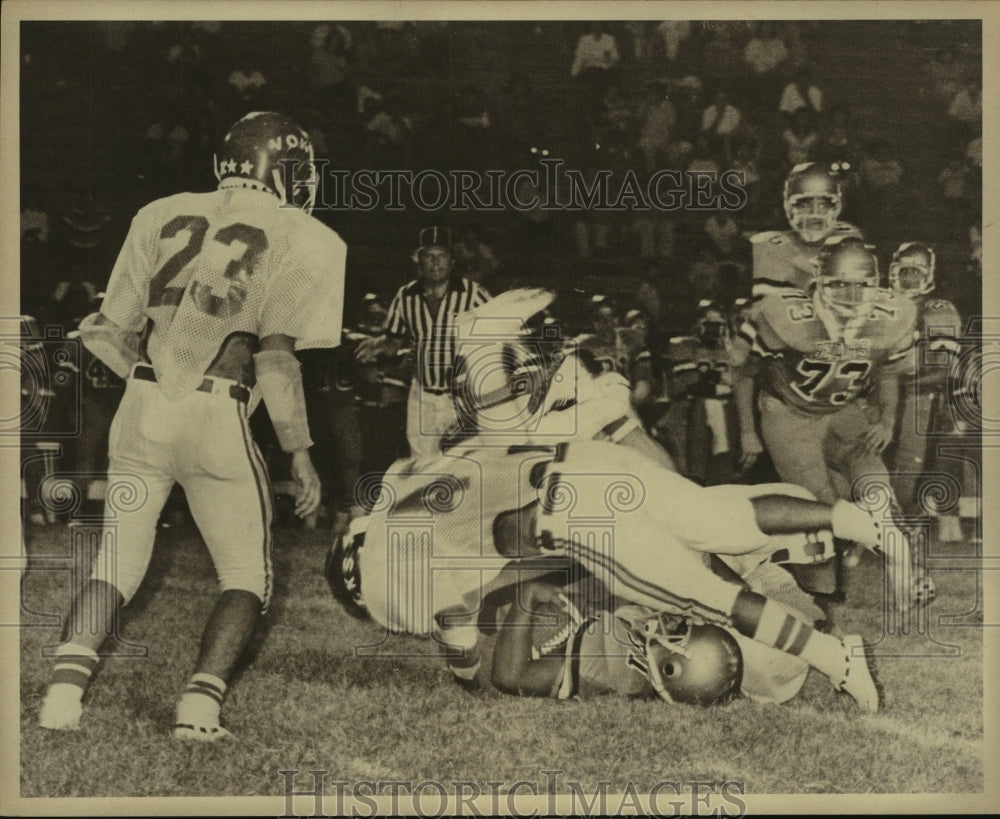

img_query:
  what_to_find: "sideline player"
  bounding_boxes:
[38,112,346,741]
[750,162,862,301]
[886,242,966,533]
[733,236,920,597]
[355,227,491,457]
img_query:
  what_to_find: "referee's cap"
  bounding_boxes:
[414,226,452,261]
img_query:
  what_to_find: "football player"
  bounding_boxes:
[653,300,740,484]
[39,112,345,741]
[886,242,966,536]
[733,236,921,598]
[750,163,862,300]
[327,435,935,714]
[491,565,818,705]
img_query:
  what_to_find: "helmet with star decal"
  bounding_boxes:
[214,111,318,213]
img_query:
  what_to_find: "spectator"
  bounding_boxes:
[687,134,721,176]
[653,21,692,67]
[451,224,499,286]
[781,107,821,168]
[671,74,704,145]
[704,213,743,260]
[700,89,742,161]
[857,138,905,238]
[947,80,981,140]
[307,23,352,119]
[571,22,621,77]
[638,82,677,173]
[225,53,268,111]
[925,47,964,104]
[778,67,823,122]
[741,22,788,113]
[731,135,763,215]
[365,92,414,168]
[821,105,858,166]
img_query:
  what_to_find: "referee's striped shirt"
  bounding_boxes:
[385,276,491,392]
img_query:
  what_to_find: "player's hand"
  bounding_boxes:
[290,449,321,518]
[354,336,383,364]
[864,419,894,454]
[739,430,763,471]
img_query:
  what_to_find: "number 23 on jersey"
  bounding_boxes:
[148,215,269,319]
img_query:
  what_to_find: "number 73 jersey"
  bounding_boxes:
[100,188,346,400]
[735,291,918,414]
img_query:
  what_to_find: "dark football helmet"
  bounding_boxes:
[813,236,881,322]
[214,111,317,212]
[325,522,369,621]
[888,241,936,297]
[638,613,743,706]
[783,162,843,244]
[693,300,730,347]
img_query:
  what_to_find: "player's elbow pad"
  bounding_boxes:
[77,312,139,379]
[253,350,313,453]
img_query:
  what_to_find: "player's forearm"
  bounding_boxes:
[255,334,313,453]
[873,371,901,425]
[492,605,559,697]
[732,366,758,434]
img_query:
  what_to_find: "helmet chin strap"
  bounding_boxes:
[811,287,867,345]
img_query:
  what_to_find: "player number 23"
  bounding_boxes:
[790,359,871,404]
[147,215,269,317]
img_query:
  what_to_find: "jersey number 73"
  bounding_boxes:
[790,358,872,405]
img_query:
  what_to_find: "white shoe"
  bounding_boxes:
[173,722,235,742]
[834,634,880,714]
[38,690,83,731]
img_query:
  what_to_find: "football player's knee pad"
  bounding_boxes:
[90,540,154,606]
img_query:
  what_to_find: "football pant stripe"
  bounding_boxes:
[237,401,274,613]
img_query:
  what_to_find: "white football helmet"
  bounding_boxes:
[888,241,936,297]
[783,163,843,244]
[813,236,881,321]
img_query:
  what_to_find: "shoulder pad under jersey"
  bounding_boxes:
[750,230,787,245]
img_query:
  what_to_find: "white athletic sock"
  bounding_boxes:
[39,643,99,730]
[175,672,227,729]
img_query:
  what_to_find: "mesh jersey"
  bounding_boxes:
[737,290,917,414]
[661,336,734,400]
[750,222,862,299]
[101,188,346,400]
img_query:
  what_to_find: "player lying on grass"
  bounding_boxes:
[490,573,813,706]
[328,435,934,714]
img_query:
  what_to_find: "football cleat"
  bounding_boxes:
[888,241,936,297]
[215,111,318,212]
[783,163,843,244]
[38,690,83,731]
[834,634,880,713]
[813,236,881,322]
[172,723,235,742]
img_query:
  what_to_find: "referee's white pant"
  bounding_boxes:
[406,381,458,458]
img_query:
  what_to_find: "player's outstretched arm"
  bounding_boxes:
[256,334,321,518]
[492,582,567,697]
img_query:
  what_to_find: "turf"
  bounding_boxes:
[18,520,983,799]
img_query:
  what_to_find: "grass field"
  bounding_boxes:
[17,517,983,804]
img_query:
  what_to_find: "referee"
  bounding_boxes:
[356,227,491,457]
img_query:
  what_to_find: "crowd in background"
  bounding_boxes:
[19,20,983,526]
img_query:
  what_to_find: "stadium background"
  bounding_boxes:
[19,19,982,332]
